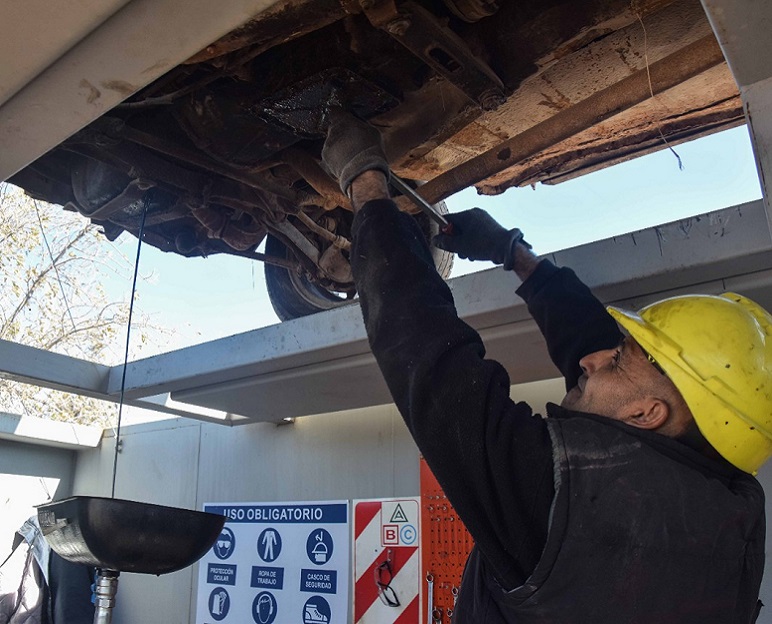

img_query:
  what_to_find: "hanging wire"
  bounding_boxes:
[33,200,77,331]
[633,2,684,170]
[110,204,149,498]
[39,477,52,501]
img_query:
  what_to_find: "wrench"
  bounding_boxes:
[390,174,453,234]
[446,585,459,620]
[426,574,434,624]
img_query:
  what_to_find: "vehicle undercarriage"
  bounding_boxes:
[8,0,742,319]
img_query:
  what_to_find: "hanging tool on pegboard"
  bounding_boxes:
[420,457,474,623]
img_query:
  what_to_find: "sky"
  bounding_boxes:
[106,124,762,358]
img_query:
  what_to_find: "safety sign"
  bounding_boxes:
[353,498,421,624]
[196,501,350,624]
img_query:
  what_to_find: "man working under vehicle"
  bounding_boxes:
[322,110,769,623]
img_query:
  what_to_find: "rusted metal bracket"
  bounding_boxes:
[281,147,351,211]
[270,219,321,266]
[359,0,505,110]
[67,177,155,220]
[269,217,355,283]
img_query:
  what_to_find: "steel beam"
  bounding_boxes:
[0,412,103,450]
[701,0,772,220]
[0,341,243,424]
[701,0,772,89]
[0,0,284,181]
[0,341,110,398]
[0,0,131,108]
[94,199,772,422]
[3,200,771,423]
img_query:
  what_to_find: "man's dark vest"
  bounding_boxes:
[461,413,765,624]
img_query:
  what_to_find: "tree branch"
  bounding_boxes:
[1,226,91,338]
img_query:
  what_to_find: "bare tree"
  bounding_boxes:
[0,183,153,426]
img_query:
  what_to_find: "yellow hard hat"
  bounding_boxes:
[607,293,772,474]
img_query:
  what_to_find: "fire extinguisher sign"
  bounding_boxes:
[196,501,350,624]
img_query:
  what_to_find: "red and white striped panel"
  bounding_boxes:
[354,499,421,624]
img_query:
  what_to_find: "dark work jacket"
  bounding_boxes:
[350,199,766,623]
[502,413,765,623]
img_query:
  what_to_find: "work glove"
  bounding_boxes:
[321,108,390,195]
[432,208,529,270]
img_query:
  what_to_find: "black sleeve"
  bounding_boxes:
[516,260,623,390]
[351,199,554,589]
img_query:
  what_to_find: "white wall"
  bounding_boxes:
[0,438,76,560]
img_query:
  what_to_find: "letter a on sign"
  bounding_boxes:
[389,504,408,523]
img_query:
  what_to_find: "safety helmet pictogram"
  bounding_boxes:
[608,292,772,474]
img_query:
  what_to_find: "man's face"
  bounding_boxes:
[561,336,662,420]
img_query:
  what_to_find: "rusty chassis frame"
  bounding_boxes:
[353,0,506,110]
[417,34,727,205]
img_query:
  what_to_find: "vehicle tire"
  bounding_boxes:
[264,233,353,321]
[264,202,453,321]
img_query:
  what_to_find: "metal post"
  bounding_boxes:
[93,569,120,624]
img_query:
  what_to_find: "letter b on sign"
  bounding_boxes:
[382,524,399,546]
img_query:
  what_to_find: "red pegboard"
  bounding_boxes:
[420,457,474,623]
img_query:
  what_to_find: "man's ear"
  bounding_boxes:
[623,398,670,431]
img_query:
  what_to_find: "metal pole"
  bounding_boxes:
[93,569,120,624]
